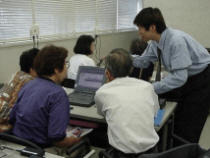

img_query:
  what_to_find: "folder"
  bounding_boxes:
[154,109,165,126]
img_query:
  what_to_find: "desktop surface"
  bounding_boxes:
[65,87,177,127]
[0,140,64,158]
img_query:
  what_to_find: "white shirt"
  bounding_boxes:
[67,54,96,80]
[94,77,159,154]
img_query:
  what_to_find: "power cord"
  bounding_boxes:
[94,35,102,63]
[32,35,39,49]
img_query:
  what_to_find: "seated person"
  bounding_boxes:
[9,45,80,148]
[129,38,154,81]
[66,35,96,88]
[94,48,159,158]
[0,48,39,132]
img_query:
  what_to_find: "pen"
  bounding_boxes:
[77,131,83,138]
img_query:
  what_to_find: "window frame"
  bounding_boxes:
[0,0,142,47]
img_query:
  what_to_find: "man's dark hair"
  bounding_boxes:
[74,35,94,55]
[19,48,39,73]
[130,38,148,56]
[33,45,68,77]
[133,7,166,34]
[105,48,133,78]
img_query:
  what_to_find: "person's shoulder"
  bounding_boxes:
[8,71,34,88]
[82,55,95,65]
[85,55,94,61]
[166,28,189,43]
[44,81,68,99]
[95,80,113,95]
[70,54,80,61]
[128,77,154,88]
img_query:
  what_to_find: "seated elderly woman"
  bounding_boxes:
[0,48,39,133]
[129,38,154,81]
[9,45,80,148]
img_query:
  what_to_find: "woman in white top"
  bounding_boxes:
[66,35,96,87]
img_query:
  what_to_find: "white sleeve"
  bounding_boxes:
[151,86,160,118]
[153,69,188,94]
[94,91,105,117]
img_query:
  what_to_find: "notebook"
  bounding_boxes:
[68,66,106,107]
[154,109,165,126]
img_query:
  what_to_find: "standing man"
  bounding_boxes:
[95,49,159,158]
[133,7,210,143]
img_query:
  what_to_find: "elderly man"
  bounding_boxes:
[94,48,159,158]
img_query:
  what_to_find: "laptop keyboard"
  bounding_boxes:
[68,92,95,107]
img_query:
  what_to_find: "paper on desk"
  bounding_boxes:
[154,109,165,126]
[66,125,93,137]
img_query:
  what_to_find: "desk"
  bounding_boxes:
[65,88,177,151]
[0,140,64,158]
[65,88,176,127]
[155,102,177,151]
[65,88,105,123]
[155,102,177,132]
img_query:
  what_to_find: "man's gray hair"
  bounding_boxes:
[105,48,133,78]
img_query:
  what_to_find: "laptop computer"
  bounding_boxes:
[159,98,166,109]
[68,66,106,107]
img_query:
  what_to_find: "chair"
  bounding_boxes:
[199,113,210,150]
[44,139,92,157]
[0,133,45,156]
[98,144,207,158]
[0,83,4,89]
[139,143,206,158]
[99,150,114,158]
[0,133,91,157]
[61,78,75,88]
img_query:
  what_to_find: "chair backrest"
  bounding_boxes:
[0,83,4,89]
[0,133,42,150]
[61,78,75,88]
[139,144,206,158]
[199,114,210,149]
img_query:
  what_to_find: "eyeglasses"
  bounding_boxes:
[65,61,70,68]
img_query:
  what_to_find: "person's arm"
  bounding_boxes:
[53,136,81,148]
[150,85,160,118]
[94,91,105,117]
[153,44,192,94]
[9,99,20,125]
[153,67,188,94]
[48,91,81,148]
[132,43,158,68]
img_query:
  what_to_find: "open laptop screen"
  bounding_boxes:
[74,66,106,93]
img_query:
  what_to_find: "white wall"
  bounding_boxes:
[0,31,137,83]
[0,0,210,83]
[143,0,210,47]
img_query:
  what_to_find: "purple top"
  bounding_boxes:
[9,77,70,145]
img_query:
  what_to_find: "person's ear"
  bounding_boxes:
[105,69,110,83]
[150,24,156,32]
[105,69,114,82]
[54,68,60,76]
